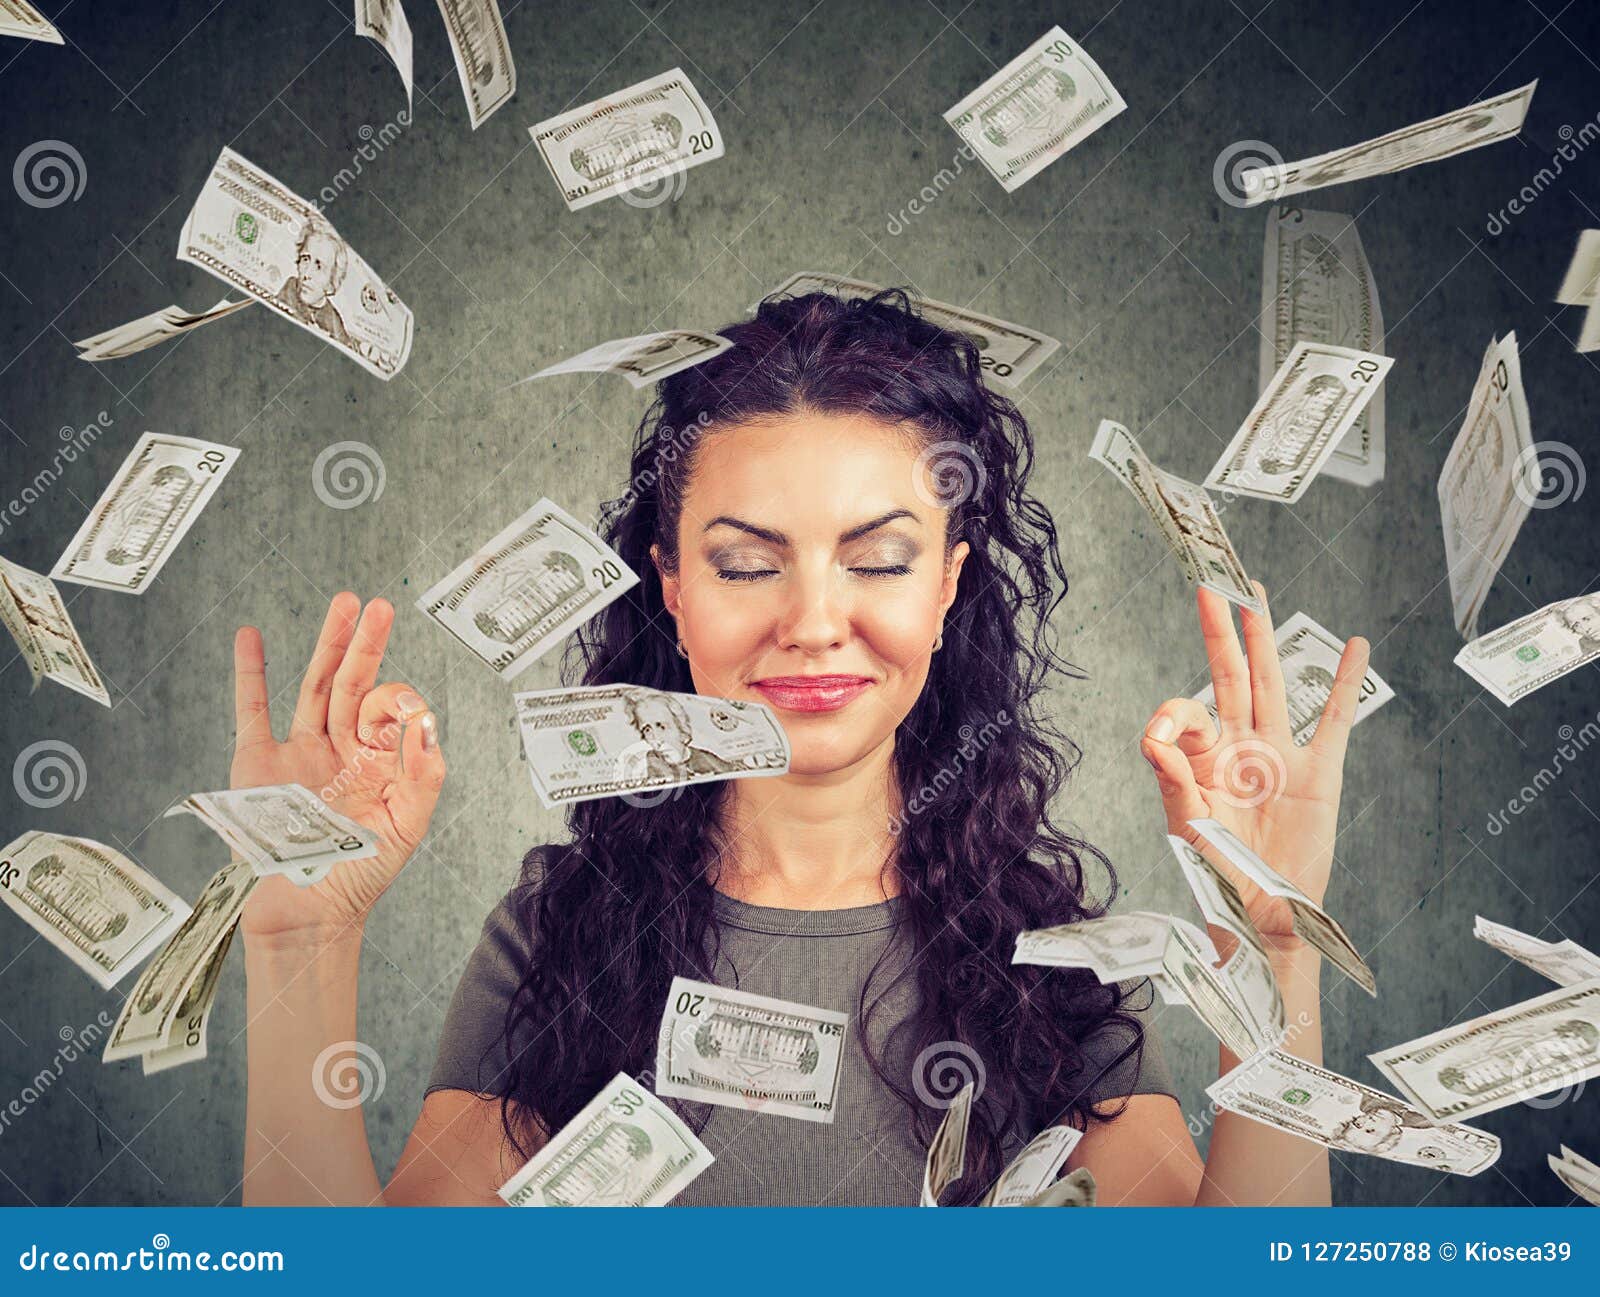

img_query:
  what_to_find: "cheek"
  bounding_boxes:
[854,583,942,667]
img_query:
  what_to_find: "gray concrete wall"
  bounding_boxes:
[0,0,1596,1205]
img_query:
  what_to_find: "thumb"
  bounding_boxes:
[1139,732,1210,835]
[390,709,446,851]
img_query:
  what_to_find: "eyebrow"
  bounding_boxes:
[702,508,918,547]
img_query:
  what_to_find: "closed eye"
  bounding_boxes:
[850,564,913,577]
[715,567,777,583]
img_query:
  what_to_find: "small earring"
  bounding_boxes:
[676,638,689,659]
[932,630,944,652]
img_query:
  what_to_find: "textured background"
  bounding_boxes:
[1,0,1598,1207]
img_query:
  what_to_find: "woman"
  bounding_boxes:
[235,291,1369,1206]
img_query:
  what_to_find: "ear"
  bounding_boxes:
[651,543,682,619]
[937,539,969,620]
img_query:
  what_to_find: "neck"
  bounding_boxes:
[713,737,899,910]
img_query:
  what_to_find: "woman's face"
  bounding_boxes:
[655,410,969,778]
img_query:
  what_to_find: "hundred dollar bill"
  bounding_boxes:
[165,784,378,882]
[0,0,62,43]
[516,683,790,807]
[530,68,723,211]
[0,831,189,989]
[1013,911,1218,980]
[1168,837,1285,1047]
[1089,419,1264,614]
[761,272,1060,386]
[141,928,235,1075]
[51,433,240,594]
[519,331,731,389]
[1454,591,1600,705]
[1549,1146,1600,1205]
[655,976,847,1123]
[498,1072,712,1206]
[1189,818,1375,996]
[178,146,413,380]
[1194,610,1392,746]
[0,556,109,705]
[104,859,255,1065]
[921,1079,974,1206]
[943,26,1125,193]
[74,298,253,362]
[1023,1165,1096,1207]
[356,0,412,105]
[981,1124,1082,1206]
[1474,915,1600,987]
[1206,341,1393,503]
[1260,207,1385,486]
[1438,333,1533,639]
[1162,921,1278,1060]
[1208,1048,1501,1175]
[1369,978,1600,1122]
[1239,81,1537,205]
[437,0,513,127]
[417,498,640,678]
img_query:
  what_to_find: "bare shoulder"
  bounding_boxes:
[385,1089,544,1206]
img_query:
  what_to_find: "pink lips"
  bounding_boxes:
[751,675,874,713]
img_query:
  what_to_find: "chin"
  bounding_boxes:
[781,729,889,778]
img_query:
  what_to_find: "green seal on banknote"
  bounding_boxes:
[566,729,597,756]
[233,211,258,244]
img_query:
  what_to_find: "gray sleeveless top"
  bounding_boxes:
[427,874,1177,1206]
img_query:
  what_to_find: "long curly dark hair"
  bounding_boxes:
[497,290,1148,1203]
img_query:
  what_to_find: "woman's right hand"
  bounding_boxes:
[231,592,446,946]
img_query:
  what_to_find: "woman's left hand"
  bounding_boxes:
[1140,583,1370,947]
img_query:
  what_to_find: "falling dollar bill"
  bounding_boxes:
[760,272,1060,386]
[1260,207,1385,485]
[981,1124,1083,1207]
[0,831,189,989]
[943,26,1125,192]
[1369,978,1600,1123]
[1549,1146,1600,1205]
[1474,915,1600,987]
[1208,1048,1501,1175]
[498,1072,713,1206]
[1014,911,1219,983]
[0,0,62,43]
[516,684,790,807]
[105,860,254,1071]
[1188,818,1375,996]
[1162,921,1279,1060]
[74,298,253,362]
[530,68,723,210]
[50,433,240,594]
[518,331,731,389]
[417,498,640,678]
[1193,610,1392,746]
[165,784,379,883]
[1555,231,1600,353]
[1454,591,1600,705]
[1089,419,1263,614]
[1167,837,1286,1048]
[1238,81,1537,205]
[0,556,109,705]
[921,1079,974,1206]
[1205,341,1393,503]
[141,927,236,1075]
[355,0,412,104]
[1023,1165,1097,1207]
[1438,333,1533,639]
[655,976,847,1123]
[177,147,413,379]
[436,0,514,127]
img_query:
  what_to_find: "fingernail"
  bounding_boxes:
[420,713,438,751]
[1147,716,1177,743]
[397,691,426,720]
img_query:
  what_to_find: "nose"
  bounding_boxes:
[774,560,849,655]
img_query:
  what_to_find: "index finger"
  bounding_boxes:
[1198,588,1251,732]
[233,626,275,753]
